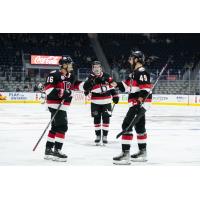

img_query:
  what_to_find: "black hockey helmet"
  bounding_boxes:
[59,55,73,66]
[92,60,102,66]
[130,50,145,64]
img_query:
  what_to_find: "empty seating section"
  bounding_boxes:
[0,33,200,94]
[0,33,96,92]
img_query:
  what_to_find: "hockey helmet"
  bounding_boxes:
[59,55,73,66]
[92,60,101,66]
[130,50,145,64]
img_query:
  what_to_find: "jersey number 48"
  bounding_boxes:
[139,74,147,82]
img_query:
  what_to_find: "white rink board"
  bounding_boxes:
[1,92,200,105]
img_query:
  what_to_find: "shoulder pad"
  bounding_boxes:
[138,67,145,72]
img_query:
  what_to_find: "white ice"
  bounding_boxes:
[0,103,200,165]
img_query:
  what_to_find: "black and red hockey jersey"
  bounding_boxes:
[117,66,152,106]
[83,72,118,105]
[44,70,83,111]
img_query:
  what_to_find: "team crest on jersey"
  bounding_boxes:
[64,81,71,89]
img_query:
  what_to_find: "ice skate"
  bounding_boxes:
[95,135,101,146]
[102,135,108,145]
[131,149,147,162]
[52,149,67,162]
[44,147,54,160]
[113,151,131,165]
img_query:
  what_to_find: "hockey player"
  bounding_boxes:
[44,56,83,162]
[38,83,46,104]
[83,61,119,145]
[112,50,152,165]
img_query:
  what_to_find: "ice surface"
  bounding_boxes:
[0,103,200,165]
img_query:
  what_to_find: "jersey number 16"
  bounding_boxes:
[47,76,54,83]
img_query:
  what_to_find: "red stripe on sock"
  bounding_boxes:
[102,124,109,127]
[137,134,147,140]
[55,132,65,139]
[48,132,55,138]
[94,124,101,127]
[122,135,133,140]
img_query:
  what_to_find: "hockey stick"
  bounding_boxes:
[111,103,116,114]
[32,99,65,151]
[116,56,172,139]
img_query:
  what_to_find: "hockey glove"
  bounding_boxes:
[58,89,71,100]
[62,89,72,100]
[112,96,119,104]
[132,99,143,114]
[84,74,96,90]
[84,90,90,96]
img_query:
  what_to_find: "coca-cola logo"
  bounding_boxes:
[31,55,62,65]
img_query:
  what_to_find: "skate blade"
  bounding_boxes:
[44,155,54,160]
[95,142,101,146]
[113,160,131,165]
[95,143,107,147]
[52,157,67,162]
[131,157,147,162]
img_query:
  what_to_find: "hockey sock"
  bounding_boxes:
[54,132,65,150]
[95,130,101,136]
[137,133,147,150]
[121,133,133,152]
[46,130,56,149]
[102,117,109,136]
[102,130,108,136]
[94,117,101,136]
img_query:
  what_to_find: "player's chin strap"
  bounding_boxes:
[116,56,172,139]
